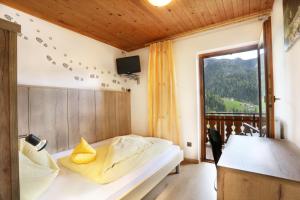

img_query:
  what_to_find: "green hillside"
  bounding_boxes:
[204,57,259,113]
[223,98,259,113]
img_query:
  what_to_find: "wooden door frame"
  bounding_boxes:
[199,44,259,162]
[263,17,275,139]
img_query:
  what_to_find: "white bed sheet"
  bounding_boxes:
[40,139,182,200]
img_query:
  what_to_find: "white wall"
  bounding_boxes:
[129,20,263,159]
[127,48,150,136]
[272,0,300,147]
[0,4,133,91]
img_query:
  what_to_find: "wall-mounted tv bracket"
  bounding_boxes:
[121,73,140,84]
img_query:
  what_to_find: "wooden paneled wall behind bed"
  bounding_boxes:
[17,85,131,153]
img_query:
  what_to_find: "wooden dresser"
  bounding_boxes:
[217,135,300,200]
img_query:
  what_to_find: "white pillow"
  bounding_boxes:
[19,140,59,200]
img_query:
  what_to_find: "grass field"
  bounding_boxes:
[222,98,259,113]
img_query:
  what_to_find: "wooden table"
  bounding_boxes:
[217,135,300,200]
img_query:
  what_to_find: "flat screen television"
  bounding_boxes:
[116,56,141,74]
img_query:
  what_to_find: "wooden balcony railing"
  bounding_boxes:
[205,112,260,145]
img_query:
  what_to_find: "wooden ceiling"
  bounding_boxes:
[1,0,274,51]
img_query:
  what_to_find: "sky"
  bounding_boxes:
[214,49,259,60]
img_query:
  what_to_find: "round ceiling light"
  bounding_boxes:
[148,0,172,7]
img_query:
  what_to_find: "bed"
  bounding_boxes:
[18,87,183,200]
[39,137,183,200]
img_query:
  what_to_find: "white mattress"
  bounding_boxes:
[40,138,183,200]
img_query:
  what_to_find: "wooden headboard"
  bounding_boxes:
[17,85,131,153]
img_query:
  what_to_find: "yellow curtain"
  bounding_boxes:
[148,40,180,145]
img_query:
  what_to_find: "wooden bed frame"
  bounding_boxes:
[18,85,131,153]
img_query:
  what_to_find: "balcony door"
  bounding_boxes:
[258,17,275,139]
[199,18,275,162]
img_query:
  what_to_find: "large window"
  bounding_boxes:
[204,49,259,113]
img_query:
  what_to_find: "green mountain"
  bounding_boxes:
[204,58,259,113]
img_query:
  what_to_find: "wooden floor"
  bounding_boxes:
[143,163,217,200]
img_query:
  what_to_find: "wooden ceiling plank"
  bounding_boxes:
[131,0,186,35]
[44,0,136,48]
[250,0,260,13]
[159,6,188,34]
[192,0,212,26]
[231,0,239,18]
[184,0,206,27]
[236,0,244,16]
[105,0,170,40]
[260,0,269,10]
[162,0,199,34]
[214,0,228,20]
[124,1,169,39]
[88,0,156,47]
[0,0,274,51]
[204,0,222,24]
[243,0,250,16]
[84,0,148,46]
[145,9,271,47]
[267,0,275,9]
[172,0,201,30]
[221,0,235,20]
[173,0,206,30]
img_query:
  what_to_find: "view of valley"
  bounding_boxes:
[204,52,259,114]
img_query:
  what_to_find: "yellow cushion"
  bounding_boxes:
[59,144,109,183]
[71,138,96,164]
